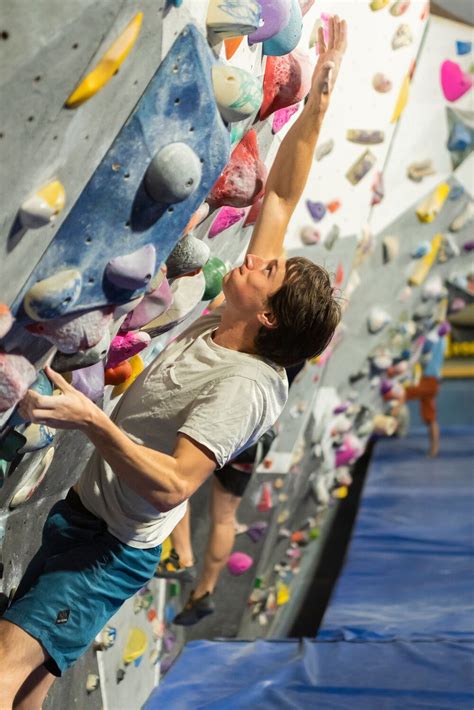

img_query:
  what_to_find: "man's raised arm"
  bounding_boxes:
[247,15,347,260]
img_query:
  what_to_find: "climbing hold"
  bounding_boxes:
[52,330,110,372]
[105,360,133,386]
[19,180,66,230]
[392,24,413,50]
[120,277,172,332]
[373,72,392,93]
[27,308,113,353]
[450,297,466,313]
[183,202,210,237]
[371,172,384,206]
[272,104,299,134]
[145,143,202,204]
[260,51,312,121]
[0,430,27,461]
[206,0,260,39]
[224,36,244,60]
[276,580,290,606]
[440,60,473,102]
[246,521,268,543]
[248,0,291,44]
[212,65,263,123]
[449,185,465,201]
[407,159,435,182]
[367,306,391,334]
[408,234,442,286]
[346,150,376,185]
[447,120,472,153]
[411,241,431,258]
[24,269,83,321]
[382,235,399,263]
[416,183,450,222]
[306,200,326,222]
[422,274,444,301]
[390,73,410,122]
[0,353,37,413]
[370,0,389,10]
[9,446,55,509]
[122,627,148,665]
[0,305,14,339]
[315,139,335,161]
[94,625,117,652]
[346,129,385,145]
[71,361,105,402]
[209,207,246,239]
[300,226,320,245]
[19,423,55,454]
[106,331,151,369]
[257,481,273,512]
[263,0,302,56]
[208,130,266,209]
[202,257,228,300]
[244,194,264,227]
[327,200,341,213]
[166,234,210,278]
[86,673,100,694]
[110,354,144,396]
[66,13,143,108]
[105,245,156,291]
[456,40,472,56]
[450,200,474,232]
[8,369,53,428]
[143,272,205,336]
[439,233,460,262]
[227,551,253,576]
[390,0,410,15]
[324,224,340,250]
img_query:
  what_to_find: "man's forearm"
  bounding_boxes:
[85,407,185,511]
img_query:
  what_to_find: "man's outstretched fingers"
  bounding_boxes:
[44,366,72,393]
[328,15,334,49]
[318,26,326,54]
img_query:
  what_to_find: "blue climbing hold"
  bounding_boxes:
[456,40,472,56]
[447,121,473,153]
[263,0,303,56]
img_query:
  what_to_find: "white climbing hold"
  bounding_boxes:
[19,180,66,229]
[24,269,82,321]
[367,306,391,334]
[212,65,263,123]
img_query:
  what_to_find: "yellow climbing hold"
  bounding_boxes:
[390,73,410,123]
[333,485,349,499]
[19,180,66,229]
[416,184,450,223]
[111,354,144,397]
[161,536,172,561]
[276,581,290,606]
[370,0,389,10]
[122,627,148,665]
[408,234,442,286]
[66,12,143,108]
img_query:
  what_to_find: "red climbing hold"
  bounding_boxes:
[244,194,264,227]
[208,130,267,209]
[259,50,312,121]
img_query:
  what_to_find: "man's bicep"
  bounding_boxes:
[173,433,217,499]
[246,192,292,259]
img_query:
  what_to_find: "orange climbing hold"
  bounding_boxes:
[66,12,143,108]
[327,200,341,213]
[224,36,244,60]
[104,360,133,385]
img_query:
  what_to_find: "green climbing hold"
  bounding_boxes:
[309,527,320,540]
[202,257,227,300]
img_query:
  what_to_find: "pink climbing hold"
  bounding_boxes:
[26,308,113,353]
[209,206,246,238]
[440,60,473,102]
[244,194,264,227]
[335,434,362,467]
[106,331,151,369]
[208,130,267,209]
[450,297,466,312]
[227,551,253,576]
[259,50,312,121]
[0,352,37,412]
[120,277,172,332]
[272,104,300,134]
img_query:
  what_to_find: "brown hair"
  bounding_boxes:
[254,256,342,367]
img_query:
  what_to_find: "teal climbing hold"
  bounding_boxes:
[263,0,302,56]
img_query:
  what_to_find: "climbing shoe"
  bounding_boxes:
[172,591,215,626]
[154,548,197,583]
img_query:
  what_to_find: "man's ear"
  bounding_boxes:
[258,310,278,330]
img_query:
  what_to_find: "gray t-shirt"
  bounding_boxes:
[76,306,288,548]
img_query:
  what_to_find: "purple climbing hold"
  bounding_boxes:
[105,244,156,291]
[209,207,246,238]
[306,200,326,222]
[71,361,105,402]
[248,0,291,45]
[246,521,268,543]
[227,551,253,576]
[437,321,451,337]
[120,276,172,331]
[380,379,394,396]
[463,239,474,251]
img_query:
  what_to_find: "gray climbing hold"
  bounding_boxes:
[105,244,156,291]
[24,269,82,321]
[166,234,210,279]
[145,143,202,203]
[51,329,111,372]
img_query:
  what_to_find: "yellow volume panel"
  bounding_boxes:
[408,233,442,286]
[66,12,144,109]
[122,627,148,665]
[391,73,410,123]
[416,183,450,223]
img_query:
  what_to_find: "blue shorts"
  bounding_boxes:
[3,490,161,676]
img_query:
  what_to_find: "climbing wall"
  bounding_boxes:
[0,0,473,707]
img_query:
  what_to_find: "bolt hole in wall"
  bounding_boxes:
[85,236,92,245]
[33,75,41,83]
[0,31,9,40]
[72,43,79,49]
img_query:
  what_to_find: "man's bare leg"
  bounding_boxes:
[0,620,49,709]
[14,666,56,710]
[170,505,194,568]
[428,420,440,457]
[194,477,241,598]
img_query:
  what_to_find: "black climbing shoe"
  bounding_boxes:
[172,591,215,626]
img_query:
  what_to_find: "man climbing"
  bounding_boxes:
[0,16,347,708]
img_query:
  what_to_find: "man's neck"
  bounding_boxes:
[212,307,259,355]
